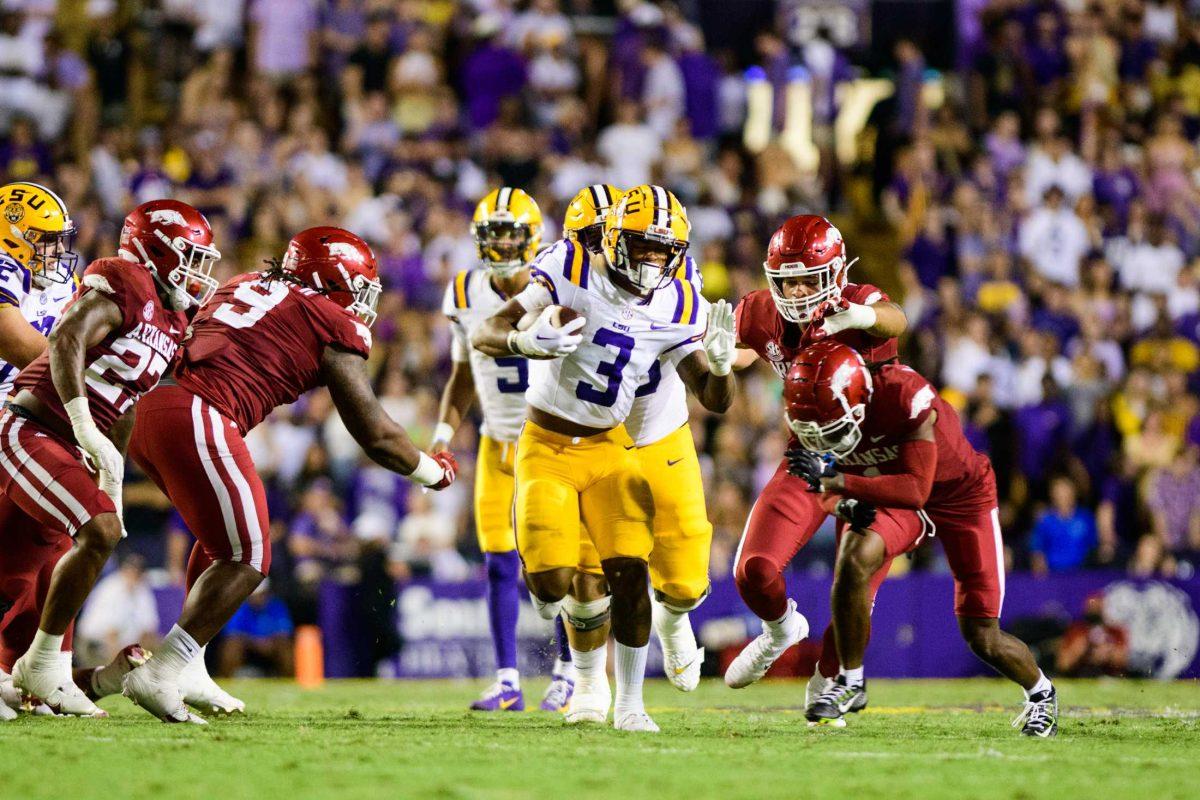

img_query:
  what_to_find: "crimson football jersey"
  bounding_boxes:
[14,257,187,434]
[838,364,990,510]
[174,272,373,433]
[735,284,898,378]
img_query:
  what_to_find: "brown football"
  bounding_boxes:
[517,305,581,330]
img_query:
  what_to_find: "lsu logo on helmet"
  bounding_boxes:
[0,181,77,287]
[472,187,543,277]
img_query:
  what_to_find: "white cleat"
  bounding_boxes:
[122,665,207,724]
[806,672,833,708]
[0,671,21,713]
[0,697,15,721]
[662,644,704,692]
[564,681,611,725]
[179,657,245,716]
[613,711,660,733]
[724,599,809,689]
[12,655,106,717]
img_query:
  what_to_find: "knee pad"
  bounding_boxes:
[653,585,710,614]
[529,592,564,621]
[738,555,781,589]
[562,594,612,631]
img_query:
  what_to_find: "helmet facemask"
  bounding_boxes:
[765,255,856,324]
[475,220,532,277]
[607,228,686,299]
[346,272,382,327]
[26,224,79,289]
[788,402,866,459]
[572,222,605,256]
[140,229,221,310]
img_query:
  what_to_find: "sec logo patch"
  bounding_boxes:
[143,300,155,321]
[765,340,784,362]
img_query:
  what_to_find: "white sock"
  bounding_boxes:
[570,646,607,691]
[613,642,647,718]
[497,667,519,689]
[58,650,73,675]
[765,606,795,639]
[552,657,575,683]
[1025,671,1052,699]
[150,625,201,679]
[840,666,864,687]
[29,630,64,668]
[651,597,697,652]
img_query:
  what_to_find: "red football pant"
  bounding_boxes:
[927,465,1005,619]
[129,385,270,576]
[0,511,72,671]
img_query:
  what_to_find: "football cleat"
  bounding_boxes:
[79,643,150,701]
[806,675,868,726]
[0,699,15,721]
[179,656,245,715]
[12,654,106,717]
[539,674,575,712]
[1013,688,1058,738]
[805,672,833,708]
[724,599,809,689]
[469,681,525,712]
[0,670,21,713]
[662,644,704,693]
[122,665,206,724]
[564,680,610,725]
[613,710,660,733]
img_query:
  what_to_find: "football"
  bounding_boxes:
[516,304,582,331]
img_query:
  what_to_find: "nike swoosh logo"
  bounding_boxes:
[667,458,683,466]
[624,445,635,450]
[499,697,519,710]
[869,435,886,443]
[650,323,669,331]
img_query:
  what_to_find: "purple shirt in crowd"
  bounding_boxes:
[461,42,527,130]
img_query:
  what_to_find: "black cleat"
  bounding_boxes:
[1013,688,1058,738]
[806,675,868,726]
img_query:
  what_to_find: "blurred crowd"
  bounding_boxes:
[3,0,1200,634]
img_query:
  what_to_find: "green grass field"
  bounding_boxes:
[2,678,1198,800]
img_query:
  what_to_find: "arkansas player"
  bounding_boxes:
[724,215,907,694]
[118,227,457,723]
[784,341,1058,737]
[0,199,218,717]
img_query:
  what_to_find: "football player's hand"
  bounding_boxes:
[785,446,836,492]
[812,298,876,339]
[427,450,458,491]
[703,299,736,376]
[511,308,586,358]
[835,498,876,530]
[66,398,125,488]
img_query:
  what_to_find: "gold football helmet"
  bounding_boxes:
[0,182,77,287]
[472,187,543,276]
[601,184,690,298]
[563,184,623,255]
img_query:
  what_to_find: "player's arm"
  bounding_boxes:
[321,345,456,489]
[0,304,48,369]
[813,298,908,340]
[432,358,475,451]
[472,291,585,360]
[788,413,938,508]
[107,408,136,455]
[677,298,737,412]
[733,344,758,370]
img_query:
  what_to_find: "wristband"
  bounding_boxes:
[433,422,455,446]
[65,397,95,430]
[408,451,445,486]
[858,302,878,329]
[506,329,525,356]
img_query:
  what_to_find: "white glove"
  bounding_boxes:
[815,298,877,339]
[703,299,736,376]
[65,397,125,508]
[509,307,586,358]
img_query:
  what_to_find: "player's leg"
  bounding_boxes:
[806,508,917,725]
[582,437,656,732]
[562,541,610,724]
[0,412,118,717]
[642,425,710,691]
[469,435,526,711]
[540,615,575,711]
[725,462,819,688]
[937,496,1057,737]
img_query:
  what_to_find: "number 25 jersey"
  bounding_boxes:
[514,239,706,430]
[175,272,373,433]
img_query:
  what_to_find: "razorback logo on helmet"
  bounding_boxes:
[328,241,367,263]
[819,223,842,253]
[148,208,189,228]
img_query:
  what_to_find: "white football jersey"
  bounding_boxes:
[623,256,703,447]
[515,239,706,430]
[0,253,76,396]
[442,268,531,442]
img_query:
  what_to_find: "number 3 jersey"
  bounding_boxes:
[0,252,77,396]
[175,272,373,434]
[442,268,529,443]
[14,257,188,434]
[515,239,707,430]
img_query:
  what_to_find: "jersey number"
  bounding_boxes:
[212,280,290,329]
[85,338,170,414]
[494,356,529,394]
[634,361,661,398]
[576,328,634,408]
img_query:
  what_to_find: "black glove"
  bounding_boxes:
[785,447,836,492]
[835,498,877,530]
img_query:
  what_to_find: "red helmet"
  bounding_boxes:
[280,226,381,326]
[764,215,856,324]
[119,199,220,310]
[783,340,873,457]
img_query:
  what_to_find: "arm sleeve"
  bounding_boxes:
[320,305,373,359]
[839,438,938,508]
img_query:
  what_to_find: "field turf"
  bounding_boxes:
[2,678,1197,800]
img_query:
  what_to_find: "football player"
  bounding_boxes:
[725,215,907,696]
[472,185,737,732]
[784,341,1058,737]
[115,227,457,723]
[1,199,217,717]
[563,184,711,692]
[433,187,577,712]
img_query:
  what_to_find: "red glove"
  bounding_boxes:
[428,450,459,491]
[807,297,850,340]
